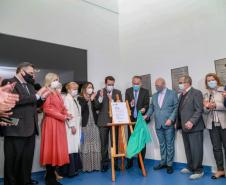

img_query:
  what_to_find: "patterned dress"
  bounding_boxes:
[80,101,101,172]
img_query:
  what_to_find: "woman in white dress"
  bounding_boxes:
[59,82,82,177]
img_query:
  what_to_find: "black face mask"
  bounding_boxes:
[23,71,35,85]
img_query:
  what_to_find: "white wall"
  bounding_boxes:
[118,0,226,170]
[0,0,119,177]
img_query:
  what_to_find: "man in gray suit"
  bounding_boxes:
[144,78,178,174]
[96,76,122,172]
[176,75,205,180]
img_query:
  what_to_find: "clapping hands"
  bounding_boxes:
[0,83,19,126]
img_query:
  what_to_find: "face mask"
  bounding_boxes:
[56,88,62,93]
[178,84,185,91]
[208,80,217,89]
[86,88,93,95]
[23,71,35,85]
[156,86,164,92]
[106,85,114,93]
[71,90,78,97]
[50,81,61,89]
[133,85,140,91]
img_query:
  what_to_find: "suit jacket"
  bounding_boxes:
[125,87,150,121]
[146,88,178,129]
[96,88,122,126]
[176,87,205,133]
[77,96,101,127]
[202,88,226,129]
[0,77,39,137]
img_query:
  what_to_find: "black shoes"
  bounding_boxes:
[153,164,167,170]
[126,163,133,169]
[166,166,174,174]
[126,160,133,169]
[26,179,39,185]
[153,164,174,174]
[101,164,121,172]
[115,165,121,171]
[101,165,109,172]
[45,179,62,185]
[211,171,225,180]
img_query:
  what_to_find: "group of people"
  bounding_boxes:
[143,74,226,180]
[0,62,226,185]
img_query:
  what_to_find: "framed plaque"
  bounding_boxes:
[171,66,189,92]
[215,58,226,85]
[111,102,129,124]
[140,74,152,96]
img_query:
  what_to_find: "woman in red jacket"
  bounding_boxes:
[40,73,72,185]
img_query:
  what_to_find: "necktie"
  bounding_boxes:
[133,90,138,119]
[22,83,30,95]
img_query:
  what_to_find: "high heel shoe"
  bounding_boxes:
[211,171,225,179]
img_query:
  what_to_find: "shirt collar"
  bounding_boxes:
[183,86,191,95]
[185,86,191,92]
[160,88,167,94]
[15,75,26,84]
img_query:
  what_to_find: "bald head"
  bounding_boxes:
[155,77,166,92]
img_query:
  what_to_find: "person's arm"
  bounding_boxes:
[94,90,103,110]
[142,90,150,114]
[145,97,154,118]
[125,89,130,102]
[64,97,77,128]
[15,92,37,106]
[224,98,226,107]
[214,95,226,111]
[43,95,67,121]
[203,92,211,114]
[14,84,46,106]
[168,91,179,122]
[189,90,204,126]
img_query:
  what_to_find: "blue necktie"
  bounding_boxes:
[133,90,138,119]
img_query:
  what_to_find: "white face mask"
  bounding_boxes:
[71,90,78,97]
[106,85,114,93]
[50,81,61,89]
[86,88,93,95]
[178,84,185,91]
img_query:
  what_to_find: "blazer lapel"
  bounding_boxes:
[130,88,135,100]
[112,89,118,101]
[180,88,192,110]
[14,77,30,95]
[136,88,143,107]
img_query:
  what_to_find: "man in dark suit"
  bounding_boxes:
[96,76,122,172]
[176,75,205,180]
[125,75,150,169]
[1,62,48,185]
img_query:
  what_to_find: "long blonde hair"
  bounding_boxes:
[43,73,59,87]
